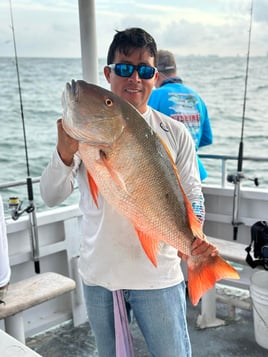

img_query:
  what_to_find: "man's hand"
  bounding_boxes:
[191,237,219,257]
[56,118,79,166]
[178,236,219,262]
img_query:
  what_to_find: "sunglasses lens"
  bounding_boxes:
[113,64,156,79]
[138,65,155,79]
[115,64,134,77]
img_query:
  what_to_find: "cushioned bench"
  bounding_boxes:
[196,236,252,329]
[0,272,76,343]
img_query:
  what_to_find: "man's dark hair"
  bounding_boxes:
[107,28,157,65]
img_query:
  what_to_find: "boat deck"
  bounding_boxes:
[26,297,267,357]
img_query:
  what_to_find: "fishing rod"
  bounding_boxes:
[227,0,258,240]
[8,0,40,273]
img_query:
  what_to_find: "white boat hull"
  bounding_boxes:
[1,185,268,337]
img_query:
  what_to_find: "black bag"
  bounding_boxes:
[246,221,268,270]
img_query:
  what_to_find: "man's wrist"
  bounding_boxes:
[57,148,73,166]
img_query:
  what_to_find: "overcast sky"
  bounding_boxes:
[0,0,267,58]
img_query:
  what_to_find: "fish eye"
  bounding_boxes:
[105,97,113,107]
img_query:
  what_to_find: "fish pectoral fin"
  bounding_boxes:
[187,255,240,306]
[135,228,159,267]
[87,172,99,208]
[98,150,128,194]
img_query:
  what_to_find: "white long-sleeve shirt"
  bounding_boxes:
[40,107,204,290]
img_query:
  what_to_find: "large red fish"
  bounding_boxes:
[61,80,239,305]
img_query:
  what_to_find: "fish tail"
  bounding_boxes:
[187,255,240,306]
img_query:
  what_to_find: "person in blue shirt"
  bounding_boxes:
[149,50,213,181]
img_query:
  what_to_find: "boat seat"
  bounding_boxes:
[0,272,76,343]
[196,236,253,329]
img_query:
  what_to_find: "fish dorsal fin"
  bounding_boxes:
[182,191,204,239]
[157,135,203,239]
[87,172,99,208]
[135,228,159,267]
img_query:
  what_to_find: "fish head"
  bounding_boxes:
[62,80,127,146]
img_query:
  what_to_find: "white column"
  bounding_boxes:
[78,0,98,84]
[5,313,25,343]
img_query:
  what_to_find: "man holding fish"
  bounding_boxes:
[40,28,238,356]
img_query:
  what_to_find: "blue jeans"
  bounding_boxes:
[83,282,191,357]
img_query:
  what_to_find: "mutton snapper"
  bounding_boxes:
[61,80,239,306]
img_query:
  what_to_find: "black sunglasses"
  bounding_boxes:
[108,63,157,79]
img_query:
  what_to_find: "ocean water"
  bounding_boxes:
[0,56,267,214]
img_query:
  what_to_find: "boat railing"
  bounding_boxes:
[0,177,41,190]
[0,154,267,192]
[199,153,268,188]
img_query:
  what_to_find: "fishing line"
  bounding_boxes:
[238,0,254,173]
[9,0,30,177]
[228,0,254,241]
[8,0,40,273]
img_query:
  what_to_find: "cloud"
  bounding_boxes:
[254,0,268,23]
[0,0,267,58]
[0,0,80,57]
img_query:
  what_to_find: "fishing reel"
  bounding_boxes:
[8,196,34,221]
[227,173,259,186]
[227,171,259,241]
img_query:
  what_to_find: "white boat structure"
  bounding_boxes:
[1,1,268,354]
[1,154,267,340]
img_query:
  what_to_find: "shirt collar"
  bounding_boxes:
[160,76,183,87]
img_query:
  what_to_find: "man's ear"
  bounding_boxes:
[104,66,111,83]
[154,71,160,88]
